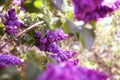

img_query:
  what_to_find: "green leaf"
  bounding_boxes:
[0,66,20,80]
[79,28,95,49]
[26,50,48,65]
[25,50,48,80]
[0,26,4,36]
[11,74,21,80]
[33,0,42,8]
[42,0,53,11]
[22,3,41,13]
[62,20,95,49]
[49,17,62,30]
[25,61,41,80]
[66,10,73,19]
[62,20,70,33]
[23,34,35,46]
[89,20,96,30]
[0,0,6,5]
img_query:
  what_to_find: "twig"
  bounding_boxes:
[0,21,44,50]
[0,34,6,43]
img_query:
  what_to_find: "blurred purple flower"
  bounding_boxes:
[93,0,103,4]
[96,5,113,18]
[71,0,96,21]
[71,0,120,23]
[83,5,113,22]
[36,62,108,80]
[0,53,21,68]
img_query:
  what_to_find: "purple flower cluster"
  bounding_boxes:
[49,50,76,62]
[3,8,23,35]
[71,0,120,23]
[0,53,21,68]
[35,29,76,62]
[36,62,108,80]
[46,29,68,43]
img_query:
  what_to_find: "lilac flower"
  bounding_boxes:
[6,8,17,20]
[93,0,103,5]
[62,50,76,59]
[83,12,100,22]
[35,29,68,52]
[3,8,23,35]
[71,0,96,12]
[0,53,21,68]
[71,0,120,23]
[5,25,18,35]
[95,5,113,18]
[71,0,96,21]
[37,43,47,51]
[36,62,108,80]
[35,29,76,63]
[46,29,68,43]
[46,43,62,53]
[49,50,76,62]
[34,31,42,39]
[40,38,48,44]
[67,59,79,65]
[83,5,113,22]
[36,42,61,53]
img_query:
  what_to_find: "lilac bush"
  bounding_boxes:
[0,0,120,80]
